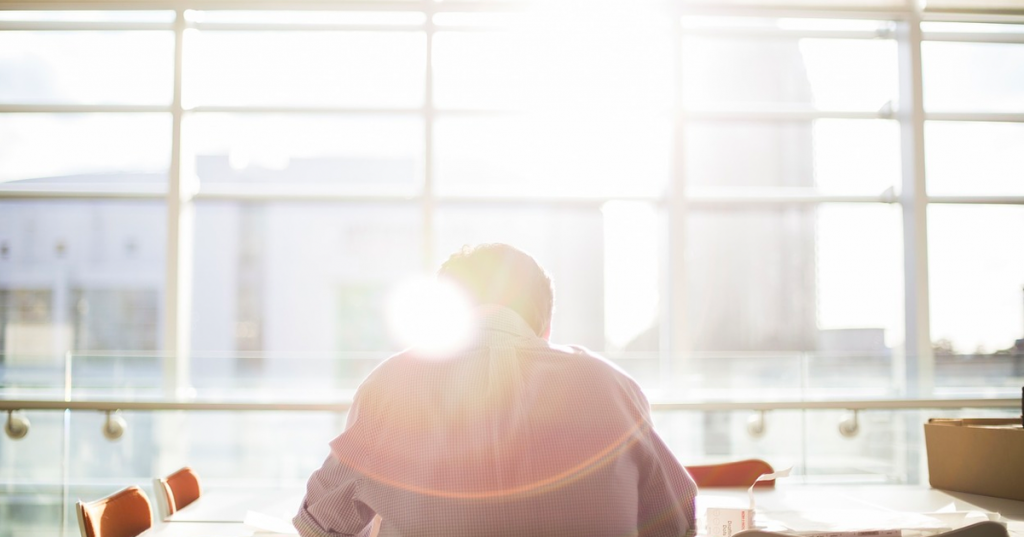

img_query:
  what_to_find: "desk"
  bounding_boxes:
[141,485,1024,536]
[164,487,305,523]
[699,485,1024,537]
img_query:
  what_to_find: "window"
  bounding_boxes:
[1,4,1023,499]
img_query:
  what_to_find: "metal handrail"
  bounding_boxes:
[0,397,1017,413]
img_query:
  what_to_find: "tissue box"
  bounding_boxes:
[924,418,1024,502]
[706,507,755,537]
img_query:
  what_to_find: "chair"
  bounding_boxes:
[686,459,775,488]
[75,486,153,537]
[152,466,202,520]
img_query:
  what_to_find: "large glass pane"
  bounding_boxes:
[0,114,170,185]
[683,36,897,110]
[925,121,1024,196]
[183,31,426,108]
[923,41,1024,112]
[190,202,422,397]
[0,31,174,105]
[686,119,899,192]
[185,113,423,194]
[685,204,903,354]
[434,115,671,197]
[0,201,166,360]
[433,20,672,112]
[928,205,1024,357]
[0,410,67,537]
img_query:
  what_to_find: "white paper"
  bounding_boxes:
[748,466,793,510]
[762,509,951,533]
[244,510,299,535]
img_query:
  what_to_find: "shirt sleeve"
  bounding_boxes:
[637,428,699,537]
[294,389,378,537]
[627,379,699,537]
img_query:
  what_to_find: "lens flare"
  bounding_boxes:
[386,276,475,356]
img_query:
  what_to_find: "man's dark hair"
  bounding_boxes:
[438,243,554,336]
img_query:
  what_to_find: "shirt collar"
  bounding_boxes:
[475,305,543,343]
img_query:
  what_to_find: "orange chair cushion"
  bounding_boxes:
[686,459,775,488]
[79,486,152,537]
[164,467,202,513]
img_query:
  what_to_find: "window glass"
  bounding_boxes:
[185,113,423,194]
[434,115,671,197]
[683,37,897,111]
[0,114,170,185]
[433,14,672,111]
[0,200,166,359]
[925,121,1024,196]
[928,205,1024,355]
[190,202,421,376]
[183,31,426,108]
[686,119,899,193]
[685,204,903,354]
[923,42,1024,112]
[0,31,174,105]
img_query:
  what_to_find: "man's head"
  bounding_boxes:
[438,243,554,338]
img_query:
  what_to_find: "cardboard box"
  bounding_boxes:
[924,418,1024,502]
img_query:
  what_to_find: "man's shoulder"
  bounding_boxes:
[544,343,641,385]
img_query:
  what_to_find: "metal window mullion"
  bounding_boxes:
[684,109,890,121]
[897,11,934,398]
[926,112,1024,123]
[667,11,689,383]
[163,8,192,397]
[187,22,424,32]
[422,8,435,271]
[0,104,170,113]
[923,31,1024,44]
[682,27,889,40]
[0,21,173,31]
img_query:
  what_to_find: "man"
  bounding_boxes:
[295,244,697,537]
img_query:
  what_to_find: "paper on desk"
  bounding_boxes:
[762,508,952,534]
[244,510,299,535]
[748,467,793,510]
[921,509,1006,530]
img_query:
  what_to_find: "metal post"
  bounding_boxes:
[422,5,436,271]
[896,7,934,398]
[163,9,193,397]
[897,4,934,485]
[667,7,690,381]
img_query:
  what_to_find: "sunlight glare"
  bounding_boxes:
[386,276,476,356]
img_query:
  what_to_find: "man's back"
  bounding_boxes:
[296,307,697,537]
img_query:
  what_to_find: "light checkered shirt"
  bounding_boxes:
[295,307,697,537]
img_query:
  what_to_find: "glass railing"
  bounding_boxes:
[1,350,1021,536]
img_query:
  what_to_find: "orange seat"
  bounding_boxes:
[153,466,202,520]
[75,486,153,537]
[686,459,775,488]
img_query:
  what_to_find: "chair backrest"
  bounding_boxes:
[75,486,153,537]
[686,459,775,488]
[155,466,202,518]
